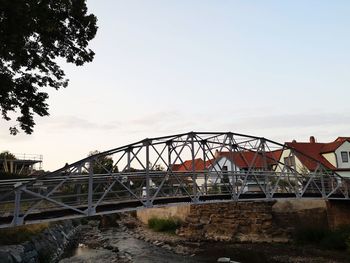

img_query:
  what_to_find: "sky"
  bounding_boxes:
[1,0,350,170]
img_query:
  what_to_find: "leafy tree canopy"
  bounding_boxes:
[0,150,16,159]
[88,150,118,174]
[0,0,97,135]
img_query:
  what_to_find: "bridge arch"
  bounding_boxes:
[0,132,348,228]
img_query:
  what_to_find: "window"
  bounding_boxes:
[341,151,348,163]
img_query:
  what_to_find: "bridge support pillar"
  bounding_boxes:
[326,200,350,229]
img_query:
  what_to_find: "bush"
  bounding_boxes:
[148,217,182,234]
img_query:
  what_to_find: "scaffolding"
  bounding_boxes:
[0,153,43,175]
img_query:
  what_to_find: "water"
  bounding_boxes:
[61,229,200,263]
[62,229,268,263]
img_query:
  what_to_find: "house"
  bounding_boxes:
[170,158,214,188]
[172,150,283,193]
[209,150,282,192]
[276,136,350,178]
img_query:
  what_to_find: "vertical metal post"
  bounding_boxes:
[229,135,236,199]
[127,149,131,196]
[145,140,151,207]
[261,138,270,199]
[202,140,208,195]
[167,142,173,195]
[190,133,198,203]
[87,161,94,215]
[76,165,82,204]
[12,184,24,226]
[319,167,326,198]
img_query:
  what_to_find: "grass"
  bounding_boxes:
[295,225,350,251]
[148,217,182,234]
[0,223,49,245]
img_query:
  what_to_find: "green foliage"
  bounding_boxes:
[88,150,116,174]
[148,217,182,234]
[0,151,16,159]
[295,225,350,251]
[0,0,97,135]
[0,223,48,245]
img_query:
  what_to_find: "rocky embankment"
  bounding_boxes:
[2,211,350,263]
[0,220,80,263]
[121,213,200,255]
[59,214,199,263]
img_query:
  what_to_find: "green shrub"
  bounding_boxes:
[148,217,182,233]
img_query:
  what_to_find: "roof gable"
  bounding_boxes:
[285,142,336,170]
[217,150,282,169]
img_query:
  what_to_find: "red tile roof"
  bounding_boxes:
[320,137,350,153]
[217,150,282,169]
[285,142,336,171]
[285,137,350,171]
[172,158,214,172]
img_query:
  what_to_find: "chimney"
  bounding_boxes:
[310,136,316,143]
[292,139,296,143]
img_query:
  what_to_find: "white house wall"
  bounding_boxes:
[275,149,308,174]
[208,156,239,184]
[322,152,337,167]
[335,141,350,169]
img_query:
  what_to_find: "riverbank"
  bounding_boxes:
[60,213,350,263]
[59,215,199,263]
[123,213,350,263]
[3,213,350,263]
[0,220,80,263]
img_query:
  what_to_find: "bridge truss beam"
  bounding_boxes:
[0,132,348,228]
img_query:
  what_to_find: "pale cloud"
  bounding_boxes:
[41,115,120,131]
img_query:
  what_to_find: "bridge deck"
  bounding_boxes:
[0,193,346,228]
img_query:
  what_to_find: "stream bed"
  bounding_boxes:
[59,219,350,263]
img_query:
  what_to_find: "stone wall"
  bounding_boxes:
[272,199,329,233]
[177,201,280,242]
[137,199,350,242]
[176,200,334,242]
[0,220,80,263]
[326,200,350,229]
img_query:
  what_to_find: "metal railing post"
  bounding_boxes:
[202,140,208,195]
[190,133,198,203]
[145,140,152,207]
[87,161,95,215]
[11,184,24,226]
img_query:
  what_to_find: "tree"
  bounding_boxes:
[0,150,16,160]
[88,150,118,174]
[0,0,97,135]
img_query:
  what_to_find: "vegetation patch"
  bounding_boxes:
[148,217,182,234]
[0,223,49,245]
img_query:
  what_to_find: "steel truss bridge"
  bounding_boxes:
[0,132,349,228]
